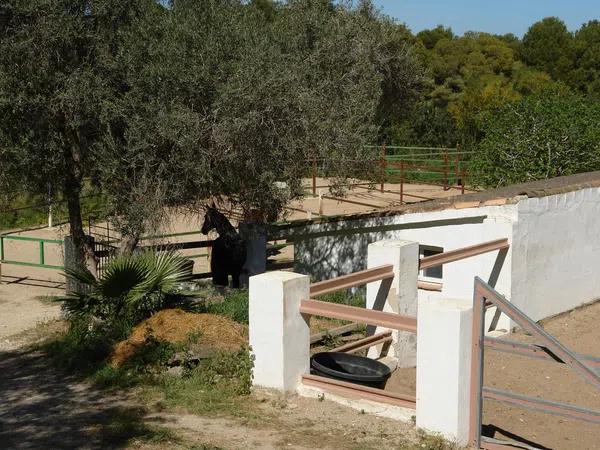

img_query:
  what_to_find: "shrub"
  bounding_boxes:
[61,251,193,326]
[471,92,600,187]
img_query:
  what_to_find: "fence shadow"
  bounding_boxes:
[482,424,553,450]
[1,275,65,290]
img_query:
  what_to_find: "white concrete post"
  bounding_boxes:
[249,271,310,392]
[366,239,419,368]
[416,297,473,446]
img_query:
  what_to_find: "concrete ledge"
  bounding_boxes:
[297,384,415,422]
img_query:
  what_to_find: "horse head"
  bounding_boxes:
[201,205,217,235]
[201,203,236,237]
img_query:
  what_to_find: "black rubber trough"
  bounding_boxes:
[310,352,392,389]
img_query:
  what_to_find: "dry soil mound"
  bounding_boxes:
[110,308,247,367]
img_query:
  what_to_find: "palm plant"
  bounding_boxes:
[61,251,193,324]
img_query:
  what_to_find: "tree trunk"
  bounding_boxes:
[64,145,97,278]
[118,232,140,255]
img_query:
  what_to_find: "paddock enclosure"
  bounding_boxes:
[2,158,600,449]
[250,238,600,450]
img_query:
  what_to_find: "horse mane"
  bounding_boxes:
[206,206,238,237]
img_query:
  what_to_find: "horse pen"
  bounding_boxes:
[2,152,600,449]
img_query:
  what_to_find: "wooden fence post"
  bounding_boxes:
[400,161,405,204]
[380,144,386,193]
[312,157,317,197]
[443,148,449,190]
[455,144,460,187]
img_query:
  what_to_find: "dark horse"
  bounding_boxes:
[201,206,246,288]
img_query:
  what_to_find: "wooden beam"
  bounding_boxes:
[330,331,392,353]
[309,323,360,344]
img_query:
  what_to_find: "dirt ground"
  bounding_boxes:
[1,287,599,449]
[0,345,448,450]
[387,301,600,450]
[0,281,63,350]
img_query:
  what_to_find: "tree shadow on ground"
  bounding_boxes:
[0,349,167,450]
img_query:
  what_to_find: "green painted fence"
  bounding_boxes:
[0,234,64,270]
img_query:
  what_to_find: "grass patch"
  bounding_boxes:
[151,347,255,418]
[39,314,256,419]
[0,184,106,231]
[315,290,366,308]
[202,289,249,324]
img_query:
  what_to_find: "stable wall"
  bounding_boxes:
[286,205,515,307]
[285,184,600,324]
[510,187,600,322]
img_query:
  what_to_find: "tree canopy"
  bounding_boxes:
[0,0,424,259]
[1,2,600,263]
[471,93,600,187]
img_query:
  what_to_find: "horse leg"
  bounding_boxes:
[211,240,229,287]
[230,267,241,289]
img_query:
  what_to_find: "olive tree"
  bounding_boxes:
[0,0,159,268]
[180,0,423,220]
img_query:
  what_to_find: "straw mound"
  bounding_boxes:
[109,308,247,367]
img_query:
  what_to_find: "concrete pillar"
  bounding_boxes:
[239,222,267,287]
[249,271,310,392]
[416,297,473,445]
[366,239,419,368]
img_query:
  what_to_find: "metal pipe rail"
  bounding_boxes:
[330,330,393,354]
[469,277,600,449]
[0,235,64,271]
[483,337,600,371]
[309,264,394,297]
[300,299,417,333]
[420,238,509,270]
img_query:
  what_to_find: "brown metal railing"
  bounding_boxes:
[300,299,417,333]
[420,238,509,270]
[469,277,600,449]
[302,264,417,409]
[309,264,394,297]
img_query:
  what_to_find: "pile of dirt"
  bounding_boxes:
[109,308,248,367]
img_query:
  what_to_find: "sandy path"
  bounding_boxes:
[0,282,62,350]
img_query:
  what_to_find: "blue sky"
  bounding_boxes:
[372,0,599,37]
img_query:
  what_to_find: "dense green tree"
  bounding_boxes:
[522,17,574,81]
[417,25,454,50]
[472,93,600,187]
[571,20,600,97]
[101,0,424,242]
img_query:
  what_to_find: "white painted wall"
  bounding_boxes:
[366,240,419,367]
[511,187,600,322]
[287,205,515,331]
[249,271,310,391]
[285,185,600,324]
